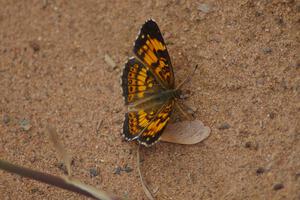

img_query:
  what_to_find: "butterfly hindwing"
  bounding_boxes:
[137,100,174,146]
[123,107,158,141]
[134,19,175,89]
[123,100,174,146]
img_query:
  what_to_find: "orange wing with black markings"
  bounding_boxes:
[121,57,174,146]
[134,19,175,89]
[121,57,163,105]
[137,100,174,146]
[121,19,177,146]
[123,100,174,146]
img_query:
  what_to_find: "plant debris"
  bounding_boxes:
[89,168,99,177]
[19,119,32,131]
[273,183,284,191]
[46,125,72,176]
[104,54,117,70]
[256,167,265,175]
[137,145,155,200]
[218,122,230,130]
[3,114,10,124]
[113,165,133,175]
[113,166,122,175]
[161,120,211,145]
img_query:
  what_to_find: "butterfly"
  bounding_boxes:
[121,19,196,146]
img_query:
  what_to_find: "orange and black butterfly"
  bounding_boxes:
[121,19,195,146]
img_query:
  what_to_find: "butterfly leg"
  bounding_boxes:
[174,101,195,121]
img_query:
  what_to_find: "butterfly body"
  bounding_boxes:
[121,19,179,146]
[128,89,178,110]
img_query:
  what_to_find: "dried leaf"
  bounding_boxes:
[46,125,72,176]
[161,120,211,144]
[104,54,117,69]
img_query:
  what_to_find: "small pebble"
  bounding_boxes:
[56,162,68,174]
[113,166,122,175]
[112,108,122,113]
[296,62,300,69]
[273,183,284,191]
[295,172,300,180]
[256,167,265,175]
[30,188,44,195]
[245,141,252,148]
[244,141,259,150]
[255,11,263,17]
[30,156,37,163]
[179,93,190,99]
[268,112,275,119]
[218,122,230,130]
[3,115,10,124]
[123,165,133,173]
[104,54,117,70]
[198,3,211,13]
[89,168,99,177]
[280,79,288,90]
[256,77,266,86]
[29,41,40,52]
[30,188,39,193]
[42,0,48,9]
[262,47,272,54]
[275,17,284,25]
[19,119,32,131]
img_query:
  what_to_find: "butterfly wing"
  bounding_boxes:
[123,100,174,146]
[121,57,163,106]
[137,100,174,146]
[121,20,176,146]
[121,57,174,146]
[133,19,175,89]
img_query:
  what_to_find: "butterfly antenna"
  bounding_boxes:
[175,64,198,90]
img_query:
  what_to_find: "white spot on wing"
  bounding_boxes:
[138,137,161,147]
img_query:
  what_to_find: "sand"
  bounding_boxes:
[1,1,299,199]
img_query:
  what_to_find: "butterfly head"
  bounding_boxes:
[173,89,182,99]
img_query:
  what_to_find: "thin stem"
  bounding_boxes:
[175,65,198,90]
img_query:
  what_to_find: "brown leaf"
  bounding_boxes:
[161,120,211,144]
[46,125,72,176]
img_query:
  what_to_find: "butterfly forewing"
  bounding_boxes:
[133,19,175,89]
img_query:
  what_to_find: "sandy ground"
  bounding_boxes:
[1,0,299,199]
